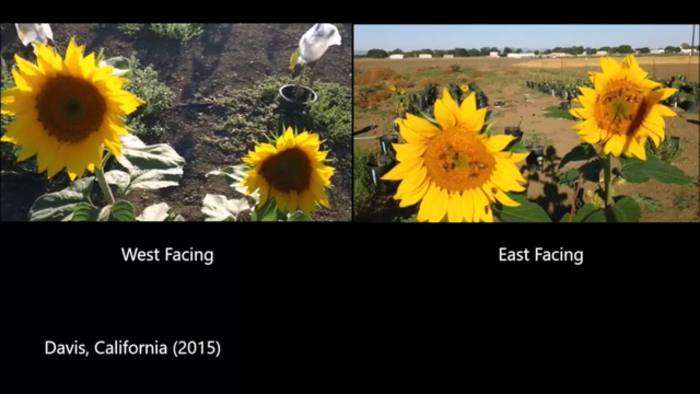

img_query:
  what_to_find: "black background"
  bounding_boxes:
[2,222,697,390]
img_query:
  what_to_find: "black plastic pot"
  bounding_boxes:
[505,127,523,141]
[682,100,698,112]
[560,102,571,110]
[379,135,399,155]
[365,157,396,185]
[526,145,545,171]
[279,85,318,110]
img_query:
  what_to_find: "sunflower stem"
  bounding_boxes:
[603,155,613,208]
[95,167,116,206]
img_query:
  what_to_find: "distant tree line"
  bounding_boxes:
[358,44,699,58]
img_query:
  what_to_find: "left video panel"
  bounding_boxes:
[0,23,352,222]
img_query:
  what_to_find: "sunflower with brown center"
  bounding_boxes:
[382,88,529,222]
[1,38,144,180]
[569,55,677,160]
[241,127,334,216]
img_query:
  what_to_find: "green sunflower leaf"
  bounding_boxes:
[493,193,552,222]
[560,203,599,222]
[29,177,95,221]
[619,156,694,185]
[507,141,530,154]
[110,200,136,222]
[251,198,280,222]
[611,196,641,222]
[288,211,312,221]
[116,135,186,195]
[631,193,663,212]
[582,197,641,222]
[580,160,603,183]
[558,168,580,186]
[559,143,596,169]
[72,203,100,222]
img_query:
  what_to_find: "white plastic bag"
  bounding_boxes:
[15,24,53,47]
[298,24,341,64]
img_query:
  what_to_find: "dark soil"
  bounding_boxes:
[1,23,352,222]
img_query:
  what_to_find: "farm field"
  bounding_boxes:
[1,23,353,222]
[354,56,700,222]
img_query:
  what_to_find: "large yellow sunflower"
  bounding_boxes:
[382,88,529,222]
[1,38,144,180]
[241,127,334,216]
[569,55,677,160]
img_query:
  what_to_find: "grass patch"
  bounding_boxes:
[416,68,443,78]
[150,24,203,43]
[124,56,176,141]
[521,132,553,148]
[214,77,351,150]
[645,137,681,164]
[544,106,576,120]
[118,24,143,36]
[672,191,695,211]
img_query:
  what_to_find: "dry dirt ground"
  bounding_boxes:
[1,23,353,221]
[354,56,700,222]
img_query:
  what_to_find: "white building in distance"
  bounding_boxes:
[507,53,537,58]
[595,51,608,56]
[680,48,698,54]
[419,54,433,59]
[389,54,404,59]
[650,48,664,54]
[490,51,499,57]
[443,54,454,58]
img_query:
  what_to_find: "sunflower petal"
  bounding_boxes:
[381,158,423,181]
[461,191,474,222]
[429,187,449,223]
[447,191,464,222]
[398,177,429,208]
[417,181,439,222]
[434,94,457,130]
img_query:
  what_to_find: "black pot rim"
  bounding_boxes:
[279,84,318,105]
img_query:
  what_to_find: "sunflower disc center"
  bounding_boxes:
[424,129,495,192]
[595,79,647,136]
[259,147,311,193]
[36,75,106,143]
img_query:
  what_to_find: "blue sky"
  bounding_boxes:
[355,25,700,51]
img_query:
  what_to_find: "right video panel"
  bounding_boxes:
[354,24,700,223]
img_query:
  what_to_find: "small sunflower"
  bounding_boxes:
[569,55,677,160]
[241,127,334,216]
[382,88,528,222]
[460,84,468,92]
[398,88,406,95]
[1,38,144,180]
